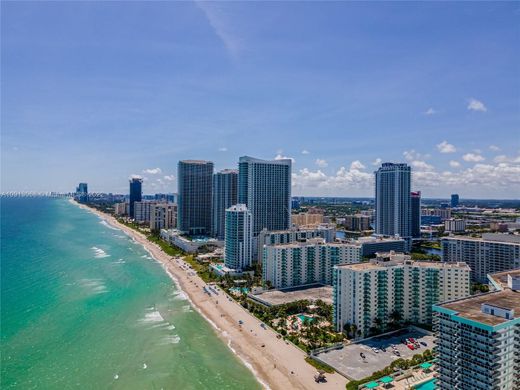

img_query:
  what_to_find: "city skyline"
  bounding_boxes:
[2,2,519,198]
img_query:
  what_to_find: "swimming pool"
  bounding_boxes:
[297,315,314,323]
[414,378,435,390]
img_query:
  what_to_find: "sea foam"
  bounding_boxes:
[91,246,110,259]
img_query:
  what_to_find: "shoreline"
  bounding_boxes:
[71,200,347,390]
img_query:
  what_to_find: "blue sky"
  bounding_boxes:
[2,1,519,198]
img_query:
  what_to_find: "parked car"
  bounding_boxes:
[372,347,379,353]
[407,344,415,350]
[381,347,387,352]
[394,350,401,356]
[420,341,427,347]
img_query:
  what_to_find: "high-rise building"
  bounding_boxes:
[374,163,412,248]
[133,201,156,223]
[333,252,471,337]
[342,214,371,231]
[224,204,253,270]
[238,156,291,236]
[291,212,325,227]
[263,238,362,289]
[212,169,238,240]
[129,177,143,219]
[441,233,520,282]
[75,182,88,203]
[450,193,459,208]
[411,191,421,238]
[433,269,520,390]
[177,160,214,236]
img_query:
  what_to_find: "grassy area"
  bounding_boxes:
[305,356,335,374]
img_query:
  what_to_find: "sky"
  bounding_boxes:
[1,1,519,198]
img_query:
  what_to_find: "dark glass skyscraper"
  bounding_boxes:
[75,182,88,203]
[212,169,238,240]
[411,191,421,238]
[238,156,291,236]
[375,163,412,247]
[177,160,214,235]
[451,194,459,208]
[129,177,143,219]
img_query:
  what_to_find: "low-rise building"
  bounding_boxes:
[433,269,520,390]
[442,233,520,282]
[160,229,223,253]
[333,252,470,338]
[262,238,360,289]
[422,208,452,221]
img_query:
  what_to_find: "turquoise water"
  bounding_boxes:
[414,378,435,390]
[297,315,314,323]
[1,198,260,389]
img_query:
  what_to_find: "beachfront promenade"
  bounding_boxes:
[75,201,348,390]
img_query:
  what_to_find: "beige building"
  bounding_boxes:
[114,202,129,216]
[333,251,471,337]
[150,203,177,231]
[291,212,324,227]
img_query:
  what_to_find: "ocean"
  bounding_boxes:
[0,197,261,389]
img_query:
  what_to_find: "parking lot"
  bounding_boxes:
[315,328,434,381]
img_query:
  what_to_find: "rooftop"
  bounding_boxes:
[336,260,469,271]
[438,289,520,326]
[443,233,520,244]
[249,285,333,307]
[488,269,520,290]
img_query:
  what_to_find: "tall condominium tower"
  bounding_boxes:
[129,177,143,219]
[238,156,291,236]
[433,269,520,390]
[75,182,88,203]
[177,160,214,235]
[212,169,238,240]
[411,191,421,238]
[374,163,412,245]
[451,193,459,208]
[224,204,253,270]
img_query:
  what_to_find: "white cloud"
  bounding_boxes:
[411,160,434,171]
[350,160,365,170]
[403,150,430,161]
[129,174,143,180]
[301,149,310,155]
[218,147,228,152]
[424,108,436,115]
[372,158,382,166]
[437,141,457,154]
[163,175,175,181]
[449,160,461,168]
[292,162,373,194]
[143,168,162,175]
[467,98,487,112]
[494,154,520,164]
[489,145,501,152]
[315,159,328,168]
[194,1,242,59]
[275,154,295,163]
[462,153,485,162]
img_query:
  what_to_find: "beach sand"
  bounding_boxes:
[73,201,347,390]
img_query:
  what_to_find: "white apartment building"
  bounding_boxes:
[262,238,360,289]
[442,233,520,282]
[133,201,157,223]
[114,202,129,216]
[150,203,177,231]
[333,251,471,338]
[444,218,466,232]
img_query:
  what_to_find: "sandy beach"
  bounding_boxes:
[73,201,348,390]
